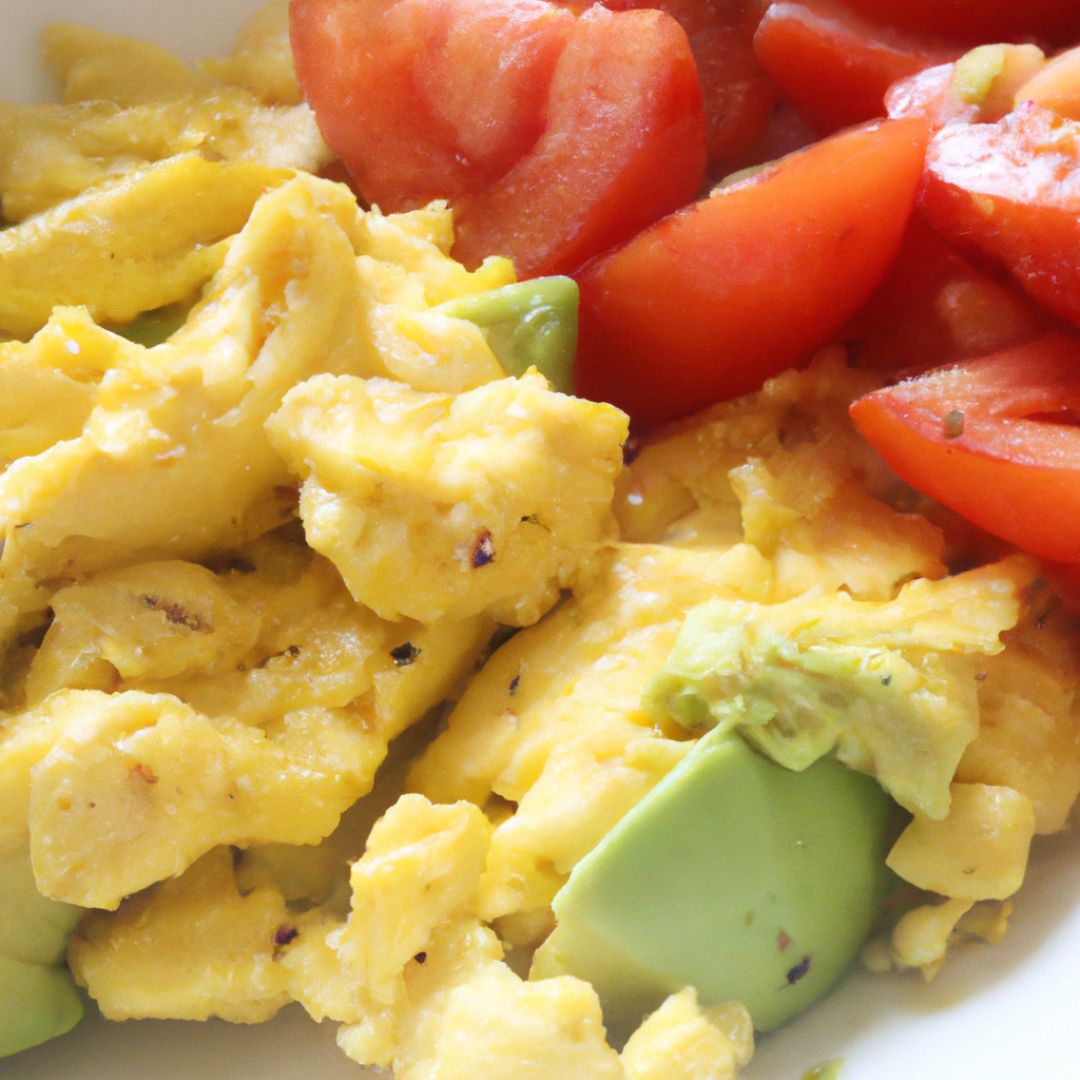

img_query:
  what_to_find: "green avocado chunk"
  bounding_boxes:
[0,955,83,1058]
[639,582,1008,821]
[0,848,84,1058]
[531,730,893,1041]
[434,277,578,394]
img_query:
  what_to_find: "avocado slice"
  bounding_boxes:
[0,954,83,1058]
[434,277,578,394]
[0,848,84,1058]
[531,730,893,1041]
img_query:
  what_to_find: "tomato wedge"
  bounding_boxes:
[850,335,1080,563]
[753,0,954,134]
[450,7,706,277]
[920,103,1080,331]
[600,0,776,171]
[290,0,706,278]
[290,0,577,209]
[841,212,1056,372]
[574,117,930,430]
[832,0,1080,47]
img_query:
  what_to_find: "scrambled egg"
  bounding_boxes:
[2,4,1080,1076]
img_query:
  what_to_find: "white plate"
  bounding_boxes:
[2,2,1079,1076]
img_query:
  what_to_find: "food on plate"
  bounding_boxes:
[531,731,894,1038]
[0,848,83,1057]
[3,0,1080,1076]
[289,0,708,277]
[750,0,958,135]
[850,335,1080,563]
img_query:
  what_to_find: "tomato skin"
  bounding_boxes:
[573,117,930,431]
[920,103,1080,331]
[290,0,577,209]
[599,0,776,172]
[1040,558,1080,617]
[850,335,1080,563]
[841,212,1058,373]
[451,6,706,277]
[752,0,955,135]
[826,0,1080,47]
[291,0,706,279]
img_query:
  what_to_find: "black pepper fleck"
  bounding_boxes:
[274,924,299,947]
[390,641,421,666]
[786,955,812,985]
[471,529,495,568]
[509,675,520,696]
[140,595,213,633]
[413,952,427,964]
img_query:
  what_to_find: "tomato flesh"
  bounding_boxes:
[290,0,576,209]
[291,0,706,279]
[599,0,776,172]
[450,6,706,277]
[850,335,1080,563]
[753,0,955,135]
[830,0,1080,47]
[574,117,930,431]
[841,212,1057,373]
[920,103,1080,331]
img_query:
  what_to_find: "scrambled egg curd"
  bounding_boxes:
[2,4,1080,1076]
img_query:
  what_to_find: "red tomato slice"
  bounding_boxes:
[291,0,706,279]
[886,45,1047,128]
[850,335,1080,563]
[920,103,1080,331]
[1040,558,1080,617]
[753,0,955,135]
[291,0,577,208]
[841,212,1057,373]
[573,117,930,431]
[450,6,706,277]
[829,0,1080,47]
[599,0,776,172]
[691,22,778,170]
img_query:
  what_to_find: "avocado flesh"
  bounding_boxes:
[0,848,84,1058]
[0,954,83,1058]
[641,594,985,821]
[435,277,578,394]
[531,730,893,1040]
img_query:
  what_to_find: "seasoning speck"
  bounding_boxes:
[274,924,298,947]
[390,641,421,666]
[943,410,965,439]
[141,595,213,633]
[413,952,427,964]
[786,955,812,984]
[509,674,520,696]
[132,763,158,784]
[471,529,495,568]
